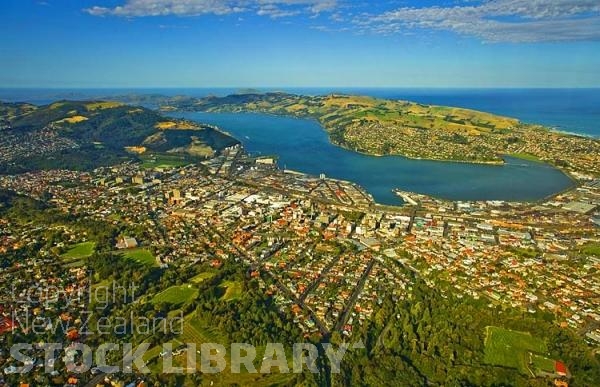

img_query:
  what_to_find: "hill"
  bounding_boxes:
[190,92,600,176]
[0,100,238,173]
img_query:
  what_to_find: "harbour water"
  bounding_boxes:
[172,111,574,205]
[2,87,593,205]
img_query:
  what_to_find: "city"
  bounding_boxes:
[1,143,598,385]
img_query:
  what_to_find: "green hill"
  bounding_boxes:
[0,100,239,174]
[190,92,600,175]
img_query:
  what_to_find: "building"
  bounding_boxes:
[116,236,138,250]
[554,361,569,377]
[132,175,144,185]
[563,201,597,214]
[359,237,381,251]
[256,157,275,165]
[585,330,600,343]
[0,316,16,335]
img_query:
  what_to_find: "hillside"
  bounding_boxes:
[0,100,238,173]
[191,93,600,176]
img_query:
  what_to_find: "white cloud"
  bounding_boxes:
[354,0,600,42]
[84,0,600,42]
[86,0,337,18]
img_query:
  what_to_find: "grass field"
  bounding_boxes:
[483,326,548,374]
[581,243,600,257]
[508,152,543,162]
[122,248,157,266]
[85,101,124,111]
[220,280,243,301]
[152,285,198,306]
[190,271,216,284]
[145,314,294,386]
[56,115,88,124]
[531,353,555,373]
[61,242,96,260]
[140,154,190,170]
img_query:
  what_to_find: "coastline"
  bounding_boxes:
[548,127,599,140]
[201,108,510,167]
[177,111,576,205]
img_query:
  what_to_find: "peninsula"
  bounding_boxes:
[158,92,600,177]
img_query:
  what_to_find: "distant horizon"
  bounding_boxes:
[3,87,599,139]
[2,86,600,91]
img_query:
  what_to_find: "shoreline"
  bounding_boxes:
[547,127,599,140]
[171,109,582,205]
[199,108,510,167]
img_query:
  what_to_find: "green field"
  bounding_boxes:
[152,285,198,306]
[531,353,555,374]
[140,154,190,170]
[508,152,543,162]
[581,243,600,257]
[61,242,96,259]
[145,315,294,386]
[190,271,216,284]
[122,248,157,266]
[220,280,243,301]
[484,326,548,374]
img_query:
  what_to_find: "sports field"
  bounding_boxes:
[122,248,157,266]
[140,154,190,170]
[61,242,96,259]
[152,285,198,306]
[483,326,548,374]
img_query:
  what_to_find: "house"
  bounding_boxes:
[116,236,138,250]
[0,317,16,335]
[555,361,569,377]
[359,237,381,251]
[563,201,596,214]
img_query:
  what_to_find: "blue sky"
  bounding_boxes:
[1,0,600,88]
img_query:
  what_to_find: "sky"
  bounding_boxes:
[1,0,600,88]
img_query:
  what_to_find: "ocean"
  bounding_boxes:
[1,88,599,138]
